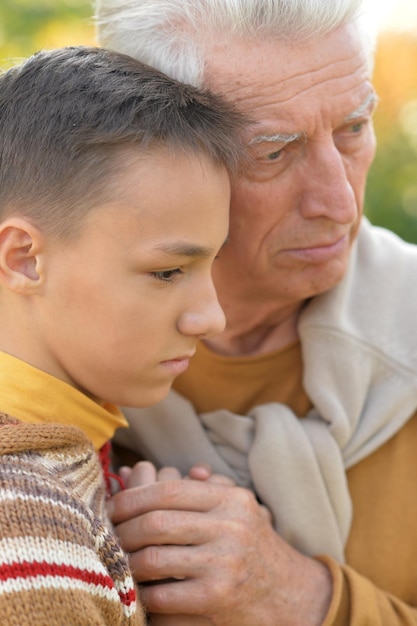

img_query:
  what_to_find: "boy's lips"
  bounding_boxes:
[160,352,196,375]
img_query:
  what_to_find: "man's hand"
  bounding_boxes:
[114,462,232,625]
[108,476,333,625]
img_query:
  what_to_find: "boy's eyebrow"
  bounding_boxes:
[152,240,224,258]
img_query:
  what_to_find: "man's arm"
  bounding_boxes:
[109,476,417,625]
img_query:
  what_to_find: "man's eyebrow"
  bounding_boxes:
[344,92,379,123]
[248,132,304,146]
[248,93,379,146]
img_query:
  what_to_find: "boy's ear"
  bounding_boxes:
[0,217,45,293]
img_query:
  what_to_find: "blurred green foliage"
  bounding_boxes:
[367,127,417,243]
[366,31,417,243]
[0,0,95,65]
[1,1,417,242]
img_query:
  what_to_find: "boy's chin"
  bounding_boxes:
[117,384,174,409]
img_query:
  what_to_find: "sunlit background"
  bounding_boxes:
[364,0,417,32]
[1,0,417,242]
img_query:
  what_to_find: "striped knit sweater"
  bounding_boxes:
[0,413,145,626]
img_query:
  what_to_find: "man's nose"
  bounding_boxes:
[299,142,357,224]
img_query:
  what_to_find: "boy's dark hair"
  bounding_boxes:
[0,46,246,237]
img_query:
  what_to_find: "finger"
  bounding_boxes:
[149,614,212,625]
[139,577,213,616]
[205,474,236,486]
[124,461,158,488]
[110,480,224,524]
[187,465,236,486]
[117,509,215,553]
[118,466,133,484]
[156,466,183,481]
[187,464,212,481]
[260,504,274,525]
[130,543,203,582]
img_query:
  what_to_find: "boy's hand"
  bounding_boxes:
[119,461,183,488]
[118,461,236,488]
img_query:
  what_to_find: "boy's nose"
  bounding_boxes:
[178,285,226,339]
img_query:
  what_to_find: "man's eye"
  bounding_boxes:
[349,121,366,133]
[152,268,182,282]
[267,149,283,160]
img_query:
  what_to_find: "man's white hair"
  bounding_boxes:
[95,0,374,86]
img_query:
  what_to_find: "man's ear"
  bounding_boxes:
[0,217,45,293]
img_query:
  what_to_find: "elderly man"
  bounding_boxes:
[96,1,417,624]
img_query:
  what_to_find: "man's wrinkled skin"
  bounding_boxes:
[109,20,377,626]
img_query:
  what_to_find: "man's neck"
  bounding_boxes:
[204,300,304,357]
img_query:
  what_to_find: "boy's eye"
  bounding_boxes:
[152,268,183,282]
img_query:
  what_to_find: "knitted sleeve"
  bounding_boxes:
[0,449,145,626]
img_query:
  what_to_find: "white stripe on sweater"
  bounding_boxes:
[0,536,108,574]
[0,489,93,527]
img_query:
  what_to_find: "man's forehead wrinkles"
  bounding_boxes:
[226,62,369,111]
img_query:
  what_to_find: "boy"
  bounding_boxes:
[0,46,245,625]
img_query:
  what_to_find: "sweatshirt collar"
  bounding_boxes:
[0,351,128,450]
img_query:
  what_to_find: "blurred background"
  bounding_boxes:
[1,0,417,243]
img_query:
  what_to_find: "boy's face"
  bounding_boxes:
[35,149,230,406]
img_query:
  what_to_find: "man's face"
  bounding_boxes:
[204,22,377,307]
[36,150,230,406]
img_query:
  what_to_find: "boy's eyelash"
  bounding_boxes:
[151,268,183,282]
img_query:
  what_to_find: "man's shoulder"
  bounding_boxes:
[331,218,417,305]
[302,218,417,372]
[356,218,417,271]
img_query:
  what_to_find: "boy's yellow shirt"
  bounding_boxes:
[0,350,128,450]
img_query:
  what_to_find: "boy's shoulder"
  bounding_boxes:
[0,413,102,535]
[0,412,92,449]
[0,414,142,625]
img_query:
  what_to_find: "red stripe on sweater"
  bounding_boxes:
[0,560,136,606]
[118,587,137,606]
[0,560,114,589]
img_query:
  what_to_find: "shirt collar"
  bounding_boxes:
[0,351,128,450]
